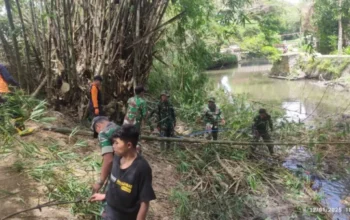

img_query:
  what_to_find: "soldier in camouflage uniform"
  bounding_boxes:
[123,85,147,154]
[251,108,274,155]
[91,116,121,218]
[150,91,176,149]
[201,97,225,140]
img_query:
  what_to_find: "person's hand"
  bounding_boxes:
[94,108,99,115]
[90,193,106,202]
[92,182,102,193]
[221,119,226,125]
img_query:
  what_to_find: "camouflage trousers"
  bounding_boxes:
[205,123,219,140]
[251,131,274,155]
[159,124,174,150]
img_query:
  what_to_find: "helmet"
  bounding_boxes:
[259,108,267,114]
[160,91,168,97]
[208,97,215,102]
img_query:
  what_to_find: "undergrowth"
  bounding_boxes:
[1,85,349,220]
[299,56,350,79]
[0,94,101,218]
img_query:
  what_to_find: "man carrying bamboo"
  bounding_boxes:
[91,116,122,217]
[251,108,274,155]
[201,97,225,140]
[123,85,147,154]
[91,116,120,192]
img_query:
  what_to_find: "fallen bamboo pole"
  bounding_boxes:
[186,147,229,190]
[42,126,350,146]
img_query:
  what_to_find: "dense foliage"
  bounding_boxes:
[313,0,350,54]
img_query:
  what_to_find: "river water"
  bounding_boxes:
[208,63,350,123]
[207,61,350,220]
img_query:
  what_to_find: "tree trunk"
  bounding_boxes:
[338,0,343,54]
[29,0,41,54]
[0,27,14,67]
[15,0,32,91]
[4,0,23,86]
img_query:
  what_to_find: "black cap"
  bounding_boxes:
[259,108,267,114]
[135,85,145,95]
[93,75,103,82]
[91,116,109,138]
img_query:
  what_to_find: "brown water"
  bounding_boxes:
[208,64,350,123]
[208,63,350,220]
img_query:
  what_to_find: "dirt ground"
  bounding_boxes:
[0,113,177,220]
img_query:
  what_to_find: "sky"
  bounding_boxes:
[285,0,300,4]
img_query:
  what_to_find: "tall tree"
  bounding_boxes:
[15,0,31,89]
[4,0,23,85]
[338,0,343,54]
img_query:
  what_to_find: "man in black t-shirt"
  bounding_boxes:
[90,124,156,220]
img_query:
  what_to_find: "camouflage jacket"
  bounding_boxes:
[252,115,273,133]
[150,101,176,127]
[202,104,224,125]
[123,95,147,127]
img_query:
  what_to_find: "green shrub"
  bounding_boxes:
[206,53,238,69]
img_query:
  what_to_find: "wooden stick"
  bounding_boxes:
[216,153,236,182]
[31,75,48,98]
[1,199,82,220]
[41,126,350,146]
[186,147,228,190]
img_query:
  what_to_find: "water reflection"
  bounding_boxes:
[208,64,350,122]
[282,101,307,122]
[284,146,350,220]
[221,76,231,93]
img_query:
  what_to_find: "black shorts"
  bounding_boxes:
[103,205,138,220]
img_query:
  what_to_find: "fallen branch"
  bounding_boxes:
[186,147,228,190]
[42,126,350,146]
[216,153,236,182]
[42,126,92,136]
[1,199,82,220]
[31,75,48,98]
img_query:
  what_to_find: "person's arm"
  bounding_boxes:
[92,152,113,193]
[170,103,176,127]
[0,65,19,87]
[268,116,273,132]
[252,117,258,135]
[140,101,149,128]
[137,202,150,220]
[201,107,206,119]
[156,103,161,129]
[91,85,99,115]
[148,103,158,131]
[219,108,225,125]
[141,101,148,120]
[101,153,113,182]
[93,133,114,192]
